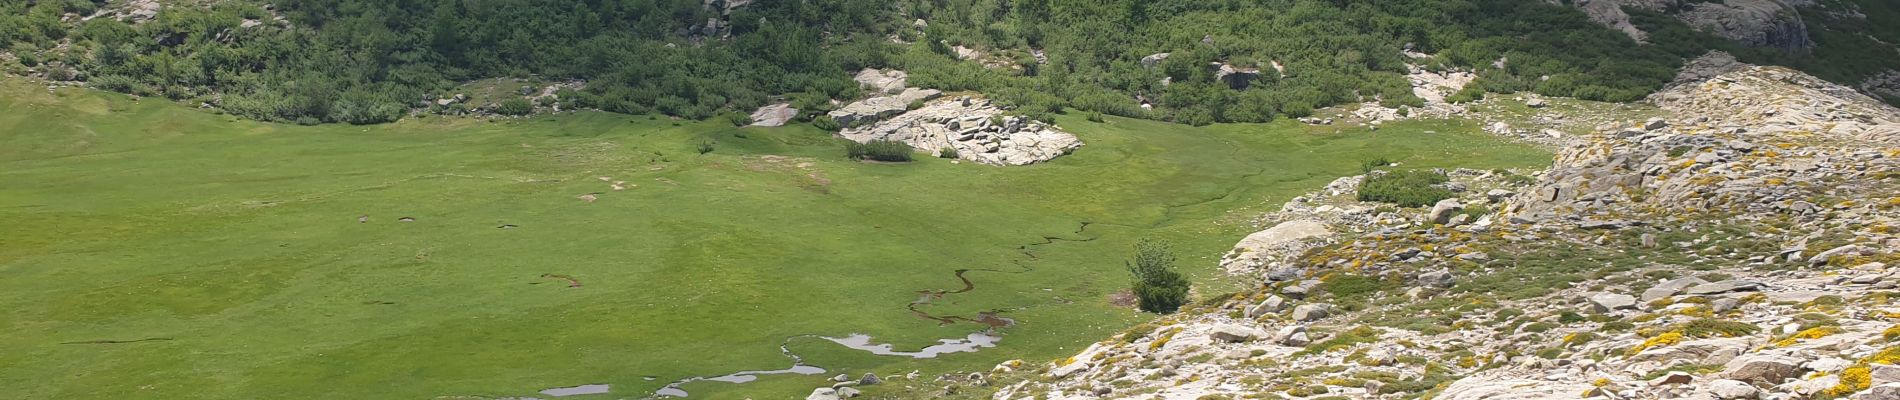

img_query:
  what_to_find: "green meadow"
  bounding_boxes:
[0,77,1549,399]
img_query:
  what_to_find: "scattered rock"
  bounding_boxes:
[1428,198,1464,225]
[1686,280,1765,296]
[1245,296,1287,318]
[1210,324,1265,343]
[1724,354,1805,385]
[1867,383,1900,400]
[1644,117,1669,131]
[1588,293,1638,313]
[1652,371,1694,385]
[1642,277,1710,301]
[1707,379,1760,399]
[1290,304,1330,322]
[1275,325,1310,346]
[1417,270,1456,288]
[806,387,840,400]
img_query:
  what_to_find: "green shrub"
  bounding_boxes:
[1558,311,1587,323]
[496,98,535,116]
[1361,157,1392,173]
[907,99,925,110]
[1127,239,1189,314]
[1298,326,1382,356]
[1323,274,1395,302]
[1446,85,1485,103]
[10,43,37,67]
[1521,322,1556,333]
[1357,170,1454,207]
[845,139,913,162]
[695,139,716,154]
[1458,204,1492,220]
[812,115,841,131]
[1677,319,1760,338]
[725,112,753,126]
[938,147,959,159]
[1601,321,1636,332]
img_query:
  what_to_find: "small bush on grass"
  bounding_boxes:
[1447,86,1484,103]
[724,112,753,126]
[938,147,959,159]
[695,139,716,154]
[845,139,914,162]
[496,98,534,116]
[1127,239,1189,314]
[1358,170,1454,207]
[1361,157,1392,173]
[812,115,841,131]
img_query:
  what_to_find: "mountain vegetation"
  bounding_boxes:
[8,0,1877,127]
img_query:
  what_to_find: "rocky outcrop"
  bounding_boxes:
[1219,220,1332,274]
[991,63,1899,400]
[1653,63,1900,142]
[1679,0,1813,52]
[1212,63,1262,90]
[838,96,1080,166]
[750,103,797,127]
[853,69,908,94]
[1139,53,1171,69]
[1863,70,1900,103]
[1564,0,1676,41]
[1507,64,1898,227]
[827,88,942,127]
[1671,51,1747,85]
[1559,0,1812,52]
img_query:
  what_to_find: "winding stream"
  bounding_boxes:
[528,222,1099,398]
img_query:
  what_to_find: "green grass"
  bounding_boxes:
[0,76,1548,400]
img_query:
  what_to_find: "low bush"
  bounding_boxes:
[1358,170,1454,207]
[1447,85,1485,103]
[1360,157,1392,173]
[496,98,535,116]
[845,139,914,162]
[725,112,753,127]
[812,115,841,131]
[1676,318,1760,338]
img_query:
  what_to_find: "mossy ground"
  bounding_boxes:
[0,76,1547,399]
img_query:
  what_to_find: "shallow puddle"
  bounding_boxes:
[539,384,610,397]
[653,364,826,397]
[822,332,1000,358]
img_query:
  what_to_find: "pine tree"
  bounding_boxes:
[1127,239,1189,314]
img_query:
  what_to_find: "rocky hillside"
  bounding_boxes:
[977,60,1899,399]
[1560,0,1900,106]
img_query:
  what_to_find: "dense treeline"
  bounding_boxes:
[1,0,900,124]
[905,0,1688,125]
[0,0,1887,126]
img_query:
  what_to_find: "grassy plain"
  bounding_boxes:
[0,76,1548,399]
